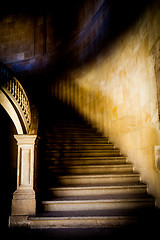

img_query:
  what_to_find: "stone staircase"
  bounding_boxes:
[29,101,155,228]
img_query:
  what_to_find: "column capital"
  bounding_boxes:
[14,134,37,145]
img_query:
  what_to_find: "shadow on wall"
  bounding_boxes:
[0,105,17,228]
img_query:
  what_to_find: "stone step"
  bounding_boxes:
[43,134,105,139]
[44,149,121,157]
[28,215,142,228]
[48,183,147,197]
[44,156,127,165]
[44,143,115,150]
[48,163,133,175]
[42,135,109,140]
[44,127,99,133]
[43,138,110,144]
[42,196,154,212]
[29,206,157,228]
[44,131,103,137]
[51,173,140,186]
[43,123,92,128]
[37,105,156,231]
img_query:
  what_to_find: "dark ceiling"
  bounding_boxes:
[1,0,153,73]
[0,0,155,103]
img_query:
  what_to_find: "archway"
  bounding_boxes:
[0,89,23,134]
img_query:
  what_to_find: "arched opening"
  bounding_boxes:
[0,90,23,134]
[0,105,17,228]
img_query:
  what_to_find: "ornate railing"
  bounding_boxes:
[0,62,31,133]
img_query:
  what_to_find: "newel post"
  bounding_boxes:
[11,134,37,217]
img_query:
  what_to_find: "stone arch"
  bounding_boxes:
[0,89,23,134]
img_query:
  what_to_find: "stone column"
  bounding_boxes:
[11,134,37,216]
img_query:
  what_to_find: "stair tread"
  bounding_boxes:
[29,216,140,220]
[57,172,140,178]
[45,129,99,133]
[43,136,107,139]
[44,156,127,160]
[44,144,113,148]
[30,208,155,218]
[42,194,154,203]
[46,162,127,166]
[48,163,132,168]
[45,156,126,159]
[44,133,103,137]
[44,140,109,142]
[50,182,143,188]
[48,182,146,190]
[45,149,119,152]
[45,143,112,145]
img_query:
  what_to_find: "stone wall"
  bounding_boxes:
[51,1,160,207]
[0,13,57,75]
[0,14,35,69]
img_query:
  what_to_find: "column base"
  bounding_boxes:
[11,188,36,216]
[9,215,29,227]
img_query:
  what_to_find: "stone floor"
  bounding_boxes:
[5,216,160,240]
[3,227,152,240]
[3,206,160,240]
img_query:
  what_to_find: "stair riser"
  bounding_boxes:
[44,145,115,150]
[44,139,109,144]
[45,159,126,165]
[49,166,133,175]
[45,151,121,158]
[45,129,99,133]
[42,201,154,212]
[46,124,96,128]
[29,217,139,229]
[56,175,140,186]
[44,133,102,137]
[48,187,147,197]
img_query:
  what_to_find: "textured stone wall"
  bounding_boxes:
[0,14,34,66]
[0,14,56,75]
[52,1,160,207]
[0,1,111,76]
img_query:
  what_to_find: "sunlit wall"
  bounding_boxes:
[51,1,160,207]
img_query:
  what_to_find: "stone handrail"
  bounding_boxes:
[0,62,31,133]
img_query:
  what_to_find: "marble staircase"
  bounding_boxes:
[29,101,155,228]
